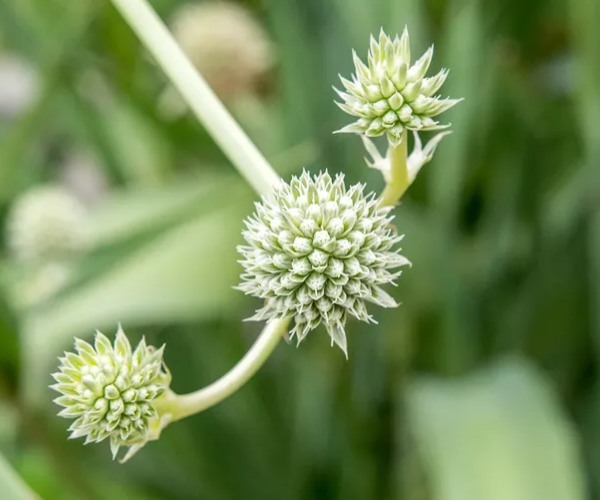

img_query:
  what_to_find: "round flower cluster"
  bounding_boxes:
[237,170,410,356]
[51,327,171,460]
[0,55,39,119]
[335,28,461,146]
[6,185,87,263]
[170,2,273,100]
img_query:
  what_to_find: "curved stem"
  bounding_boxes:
[109,0,290,424]
[110,0,280,197]
[161,318,290,422]
[379,130,409,207]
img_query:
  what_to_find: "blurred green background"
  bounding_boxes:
[0,0,599,498]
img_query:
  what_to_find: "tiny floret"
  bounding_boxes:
[51,327,171,461]
[335,28,461,146]
[237,171,411,356]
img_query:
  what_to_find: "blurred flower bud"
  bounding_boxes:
[335,28,461,146]
[6,186,87,263]
[60,151,108,205]
[237,170,411,357]
[0,55,39,119]
[170,2,273,100]
[51,326,172,461]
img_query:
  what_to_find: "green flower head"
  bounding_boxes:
[51,326,171,461]
[237,170,411,357]
[335,28,462,146]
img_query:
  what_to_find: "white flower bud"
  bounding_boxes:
[0,55,39,119]
[170,2,273,100]
[6,186,87,263]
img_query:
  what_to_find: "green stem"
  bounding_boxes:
[110,0,288,420]
[379,130,409,207]
[110,0,281,196]
[159,318,290,421]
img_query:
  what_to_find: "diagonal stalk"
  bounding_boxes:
[156,318,291,421]
[111,0,280,196]
[110,0,287,419]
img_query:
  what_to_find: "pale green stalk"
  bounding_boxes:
[110,0,286,418]
[111,0,280,196]
[157,318,290,421]
[379,130,409,207]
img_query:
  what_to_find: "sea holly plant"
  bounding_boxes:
[51,0,461,461]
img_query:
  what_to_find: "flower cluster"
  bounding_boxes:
[6,185,87,264]
[335,28,461,146]
[238,170,410,356]
[170,2,273,100]
[51,327,171,460]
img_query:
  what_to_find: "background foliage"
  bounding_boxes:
[0,0,599,498]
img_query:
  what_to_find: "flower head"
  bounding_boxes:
[335,28,461,146]
[6,185,87,264]
[0,55,39,119]
[51,327,171,461]
[237,171,411,357]
[170,2,273,100]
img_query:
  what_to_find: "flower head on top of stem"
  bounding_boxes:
[237,170,411,357]
[334,27,461,147]
[51,326,172,461]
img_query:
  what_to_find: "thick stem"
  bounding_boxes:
[162,318,290,421]
[379,130,409,207]
[110,0,280,196]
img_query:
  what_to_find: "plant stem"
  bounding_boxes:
[111,0,289,420]
[379,130,409,207]
[110,0,280,196]
[162,318,290,421]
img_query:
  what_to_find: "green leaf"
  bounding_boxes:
[0,453,39,500]
[86,172,236,247]
[406,358,587,500]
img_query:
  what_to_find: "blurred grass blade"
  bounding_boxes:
[567,0,600,163]
[0,453,39,500]
[430,0,486,219]
[87,173,234,247]
[568,0,600,361]
[406,358,587,500]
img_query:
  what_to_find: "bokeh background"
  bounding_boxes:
[0,0,599,498]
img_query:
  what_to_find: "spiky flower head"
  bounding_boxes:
[6,185,87,263]
[170,2,273,100]
[51,327,171,461]
[237,170,411,357]
[335,28,461,146]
